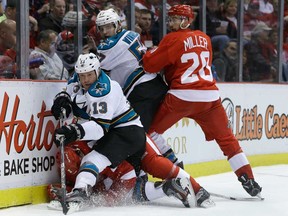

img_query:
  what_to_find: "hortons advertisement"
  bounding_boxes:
[0,81,65,190]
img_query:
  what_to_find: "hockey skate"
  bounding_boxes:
[195,187,215,208]
[64,185,93,213]
[162,178,197,208]
[238,174,262,197]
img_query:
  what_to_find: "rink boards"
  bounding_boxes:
[0,80,288,208]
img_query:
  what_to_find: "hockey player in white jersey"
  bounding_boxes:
[52,53,146,192]
[95,8,182,167]
[51,53,215,212]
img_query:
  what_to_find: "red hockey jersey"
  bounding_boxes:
[143,29,220,102]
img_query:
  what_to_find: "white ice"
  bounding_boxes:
[1,164,287,216]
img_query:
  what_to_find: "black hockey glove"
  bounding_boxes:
[51,91,72,120]
[54,123,85,147]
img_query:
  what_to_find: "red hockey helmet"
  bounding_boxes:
[56,146,82,183]
[168,4,194,19]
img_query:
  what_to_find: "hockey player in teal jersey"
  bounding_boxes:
[94,8,182,167]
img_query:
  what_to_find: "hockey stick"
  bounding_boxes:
[59,110,69,215]
[210,192,264,201]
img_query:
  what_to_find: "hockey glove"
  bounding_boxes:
[54,123,85,147]
[51,91,72,120]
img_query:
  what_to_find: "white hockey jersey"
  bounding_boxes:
[65,71,142,141]
[97,29,156,96]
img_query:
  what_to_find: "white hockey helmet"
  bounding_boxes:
[96,8,121,31]
[75,53,101,77]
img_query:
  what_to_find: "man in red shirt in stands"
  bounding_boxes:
[143,4,262,198]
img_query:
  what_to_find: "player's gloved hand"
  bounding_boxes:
[51,91,72,120]
[54,123,85,147]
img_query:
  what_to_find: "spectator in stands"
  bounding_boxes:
[0,0,16,21]
[82,0,101,31]
[283,0,288,69]
[262,0,278,29]
[29,14,39,49]
[245,21,276,82]
[55,30,77,76]
[243,0,266,40]
[107,0,128,29]
[0,19,16,61]
[61,10,93,55]
[137,9,154,48]
[259,0,274,14]
[29,29,69,80]
[135,0,161,45]
[221,0,238,39]
[0,2,3,15]
[29,0,50,21]
[285,0,288,43]
[213,39,238,82]
[244,0,250,11]
[194,0,230,53]
[213,39,251,82]
[61,10,89,36]
[1,0,41,50]
[269,29,288,82]
[283,43,288,82]
[0,55,16,79]
[133,7,142,34]
[38,0,66,33]
[135,0,159,20]
[242,48,251,81]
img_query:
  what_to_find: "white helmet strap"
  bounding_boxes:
[180,18,190,29]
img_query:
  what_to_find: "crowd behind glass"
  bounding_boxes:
[0,0,287,83]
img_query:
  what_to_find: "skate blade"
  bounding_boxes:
[47,200,62,211]
[199,198,216,208]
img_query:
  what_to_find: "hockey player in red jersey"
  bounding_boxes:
[47,141,137,207]
[47,140,214,209]
[143,4,262,197]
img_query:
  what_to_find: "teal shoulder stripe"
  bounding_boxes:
[88,72,111,97]
[123,68,145,95]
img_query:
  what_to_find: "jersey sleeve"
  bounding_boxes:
[143,34,181,73]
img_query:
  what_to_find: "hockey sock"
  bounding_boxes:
[176,168,201,193]
[228,152,254,179]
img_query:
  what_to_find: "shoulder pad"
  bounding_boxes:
[87,72,111,97]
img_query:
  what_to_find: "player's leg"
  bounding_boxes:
[127,74,168,132]
[126,75,182,167]
[67,125,146,202]
[148,93,187,167]
[140,135,215,207]
[193,99,262,196]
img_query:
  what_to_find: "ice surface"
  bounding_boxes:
[1,165,287,216]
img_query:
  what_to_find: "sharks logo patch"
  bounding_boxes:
[93,82,108,95]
